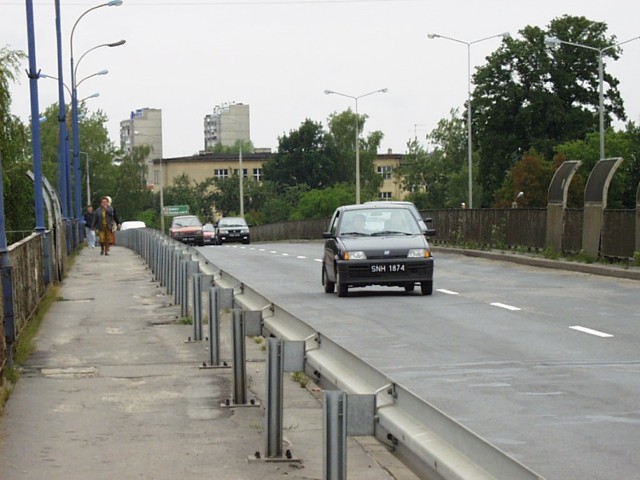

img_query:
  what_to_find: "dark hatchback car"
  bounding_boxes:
[322,204,434,297]
[215,217,250,244]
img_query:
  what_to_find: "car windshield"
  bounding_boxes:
[338,208,420,236]
[219,218,247,227]
[173,216,201,227]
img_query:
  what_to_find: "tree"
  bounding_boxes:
[1,46,32,235]
[493,148,554,208]
[207,139,255,154]
[290,183,354,220]
[554,124,640,208]
[395,110,475,208]
[163,173,216,222]
[328,109,384,201]
[263,119,340,189]
[472,16,625,206]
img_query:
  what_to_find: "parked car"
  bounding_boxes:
[202,223,216,245]
[365,201,436,236]
[119,220,146,230]
[215,217,250,244]
[169,215,204,246]
[322,204,434,297]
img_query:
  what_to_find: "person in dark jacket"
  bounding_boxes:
[83,205,96,248]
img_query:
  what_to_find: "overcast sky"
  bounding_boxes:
[4,0,640,159]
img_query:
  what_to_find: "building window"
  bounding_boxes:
[153,169,160,185]
[253,168,263,181]
[379,192,392,200]
[232,168,248,178]
[377,166,392,179]
[214,169,229,179]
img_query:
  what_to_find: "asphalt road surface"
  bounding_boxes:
[198,241,640,480]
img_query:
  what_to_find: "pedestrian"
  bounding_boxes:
[83,205,96,248]
[92,196,120,256]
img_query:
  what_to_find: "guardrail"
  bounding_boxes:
[118,228,544,480]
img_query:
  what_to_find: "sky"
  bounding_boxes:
[4,0,640,160]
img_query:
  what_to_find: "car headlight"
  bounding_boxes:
[344,251,366,260]
[408,248,431,258]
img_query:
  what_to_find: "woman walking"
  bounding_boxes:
[92,196,119,255]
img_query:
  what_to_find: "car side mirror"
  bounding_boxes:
[322,232,335,239]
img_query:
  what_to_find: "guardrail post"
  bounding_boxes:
[201,286,233,368]
[323,391,375,480]
[192,273,203,341]
[262,338,304,460]
[324,390,347,480]
[224,309,262,407]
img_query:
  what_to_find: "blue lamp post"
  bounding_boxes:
[70,0,124,220]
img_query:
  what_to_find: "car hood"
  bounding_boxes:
[338,234,428,254]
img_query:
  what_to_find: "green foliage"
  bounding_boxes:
[543,246,561,260]
[633,252,640,267]
[290,183,354,220]
[472,16,625,206]
[493,149,554,207]
[395,110,478,208]
[263,119,340,189]
[163,173,216,222]
[207,139,254,154]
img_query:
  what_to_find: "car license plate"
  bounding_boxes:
[370,263,405,273]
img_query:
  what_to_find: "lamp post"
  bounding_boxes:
[428,32,509,209]
[70,0,124,220]
[324,88,388,204]
[81,151,90,206]
[544,35,640,160]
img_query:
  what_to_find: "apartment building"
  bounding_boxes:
[203,103,250,150]
[120,108,163,188]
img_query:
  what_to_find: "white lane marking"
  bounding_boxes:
[314,258,322,262]
[259,248,266,252]
[569,326,614,338]
[491,302,521,311]
[269,250,278,254]
[282,253,289,256]
[437,289,459,295]
[297,255,306,259]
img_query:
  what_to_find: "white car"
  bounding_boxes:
[120,221,146,230]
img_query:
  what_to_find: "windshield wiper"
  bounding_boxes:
[372,230,412,236]
[340,231,370,236]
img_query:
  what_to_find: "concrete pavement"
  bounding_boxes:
[0,244,415,480]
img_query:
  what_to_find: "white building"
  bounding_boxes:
[204,103,250,150]
[120,107,163,187]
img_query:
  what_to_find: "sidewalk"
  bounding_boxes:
[0,245,413,480]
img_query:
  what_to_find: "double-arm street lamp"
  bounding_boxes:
[41,71,103,218]
[70,0,124,220]
[428,32,509,209]
[544,35,640,160]
[324,88,388,204]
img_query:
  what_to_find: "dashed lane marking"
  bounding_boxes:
[570,326,614,338]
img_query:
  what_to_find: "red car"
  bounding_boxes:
[169,215,204,246]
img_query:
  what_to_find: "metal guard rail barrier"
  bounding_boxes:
[118,228,544,480]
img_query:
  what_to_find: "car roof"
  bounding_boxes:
[337,203,413,213]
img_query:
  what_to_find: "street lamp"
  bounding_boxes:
[41,71,104,217]
[324,88,388,204]
[428,32,509,209]
[544,35,640,160]
[70,0,124,220]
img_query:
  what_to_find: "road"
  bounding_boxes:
[197,241,640,480]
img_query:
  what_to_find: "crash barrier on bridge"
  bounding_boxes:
[117,227,545,480]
